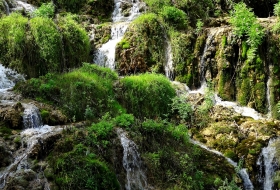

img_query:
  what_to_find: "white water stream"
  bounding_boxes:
[165,39,174,80]
[0,64,60,189]
[257,138,279,190]
[190,139,254,190]
[116,128,148,190]
[94,0,143,69]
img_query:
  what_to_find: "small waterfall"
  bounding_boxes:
[116,128,148,190]
[94,0,143,70]
[0,125,61,189]
[257,138,279,190]
[94,23,129,69]
[190,139,254,190]
[22,104,43,129]
[266,65,273,118]
[3,0,10,15]
[0,64,24,90]
[215,95,263,120]
[165,38,174,80]
[10,0,36,14]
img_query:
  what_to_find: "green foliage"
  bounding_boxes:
[274,1,280,17]
[229,2,264,62]
[218,178,241,190]
[17,64,118,121]
[56,0,87,13]
[195,19,204,35]
[160,6,188,29]
[29,17,62,74]
[52,144,120,190]
[87,120,114,148]
[57,14,90,68]
[0,13,28,72]
[116,13,166,75]
[171,94,193,122]
[143,0,170,13]
[117,73,176,119]
[0,13,90,78]
[114,114,135,128]
[32,2,55,18]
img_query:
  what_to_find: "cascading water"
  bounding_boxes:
[190,139,254,190]
[266,65,273,118]
[0,64,58,189]
[165,38,174,80]
[257,138,279,190]
[94,0,143,70]
[94,23,129,69]
[116,128,148,190]
[3,0,10,15]
[215,95,264,120]
[11,0,36,13]
[22,103,43,129]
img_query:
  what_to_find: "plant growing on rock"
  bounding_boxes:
[229,2,264,62]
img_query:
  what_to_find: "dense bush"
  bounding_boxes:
[229,2,264,62]
[51,144,120,190]
[0,12,90,78]
[57,14,90,69]
[17,64,119,121]
[116,13,166,75]
[32,2,55,18]
[116,73,176,119]
[160,6,188,29]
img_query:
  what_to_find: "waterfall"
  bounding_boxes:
[94,23,129,69]
[116,128,148,190]
[215,94,264,120]
[94,0,143,70]
[190,139,254,190]
[22,104,43,129]
[266,65,273,118]
[257,138,279,190]
[3,0,10,15]
[165,38,174,80]
[10,0,36,14]
[0,64,24,90]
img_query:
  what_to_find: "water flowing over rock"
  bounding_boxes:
[94,0,144,70]
[94,23,129,69]
[22,104,43,129]
[215,95,264,120]
[116,128,148,190]
[190,139,254,190]
[257,138,280,190]
[0,64,24,90]
[3,0,9,15]
[266,65,274,119]
[165,38,174,80]
[11,0,36,14]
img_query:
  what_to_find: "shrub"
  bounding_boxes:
[57,14,90,68]
[116,73,176,119]
[17,64,118,121]
[116,13,166,75]
[229,2,264,62]
[32,2,55,18]
[114,114,135,128]
[29,17,62,75]
[160,6,188,29]
[0,13,28,72]
[171,94,193,122]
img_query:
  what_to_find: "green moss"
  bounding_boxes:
[116,13,166,75]
[116,73,176,119]
[238,78,251,106]
[17,63,118,121]
[242,41,248,59]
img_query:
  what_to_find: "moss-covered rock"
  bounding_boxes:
[0,13,90,78]
[116,13,166,75]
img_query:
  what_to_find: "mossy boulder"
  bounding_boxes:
[116,13,166,75]
[0,13,90,78]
